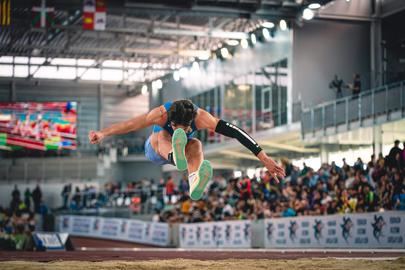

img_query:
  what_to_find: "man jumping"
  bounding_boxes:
[89,99,285,200]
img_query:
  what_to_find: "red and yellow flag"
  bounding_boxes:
[83,0,106,31]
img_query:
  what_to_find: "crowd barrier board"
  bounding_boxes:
[179,220,251,248]
[261,211,405,249]
[57,211,405,249]
[56,215,170,247]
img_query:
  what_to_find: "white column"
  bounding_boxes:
[373,125,383,156]
[320,144,329,165]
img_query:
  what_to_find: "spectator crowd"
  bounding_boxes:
[0,184,49,251]
[157,141,405,223]
[57,141,405,224]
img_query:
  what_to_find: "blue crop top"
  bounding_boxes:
[152,101,199,138]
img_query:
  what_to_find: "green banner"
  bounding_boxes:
[0,133,7,145]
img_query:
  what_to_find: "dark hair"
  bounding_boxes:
[167,100,197,126]
[394,140,400,145]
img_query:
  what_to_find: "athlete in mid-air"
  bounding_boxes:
[89,99,285,200]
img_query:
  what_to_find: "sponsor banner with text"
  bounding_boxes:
[56,215,170,247]
[263,211,405,248]
[179,220,251,248]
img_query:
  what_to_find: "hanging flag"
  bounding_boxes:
[0,0,11,26]
[83,0,106,31]
[32,0,55,28]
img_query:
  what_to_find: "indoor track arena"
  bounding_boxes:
[0,0,404,269]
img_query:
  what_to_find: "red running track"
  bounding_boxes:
[0,250,403,262]
[0,237,403,262]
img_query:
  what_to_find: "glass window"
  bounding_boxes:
[255,58,289,130]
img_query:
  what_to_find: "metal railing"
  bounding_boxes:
[301,81,405,136]
[55,186,168,218]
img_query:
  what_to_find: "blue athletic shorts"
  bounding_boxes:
[144,136,171,165]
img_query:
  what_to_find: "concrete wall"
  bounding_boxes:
[292,19,371,107]
[317,0,373,19]
[381,0,405,17]
[119,161,164,183]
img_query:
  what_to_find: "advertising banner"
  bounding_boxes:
[263,211,405,249]
[179,220,251,248]
[57,211,404,249]
[32,232,65,251]
[56,215,170,247]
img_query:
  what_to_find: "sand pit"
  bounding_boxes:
[0,258,404,270]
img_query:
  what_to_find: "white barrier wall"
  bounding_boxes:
[263,211,405,249]
[57,211,405,249]
[56,215,170,247]
[179,220,251,248]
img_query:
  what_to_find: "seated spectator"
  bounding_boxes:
[0,200,37,251]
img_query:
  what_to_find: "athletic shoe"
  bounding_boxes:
[172,128,188,171]
[189,160,213,200]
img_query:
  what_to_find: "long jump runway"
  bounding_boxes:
[0,238,403,262]
[0,249,404,262]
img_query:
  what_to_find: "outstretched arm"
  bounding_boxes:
[195,109,285,182]
[89,105,165,144]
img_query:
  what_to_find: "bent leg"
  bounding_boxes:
[149,129,188,170]
[185,138,213,200]
[149,130,172,159]
[145,133,170,165]
[185,138,204,174]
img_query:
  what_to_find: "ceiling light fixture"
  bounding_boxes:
[302,8,315,20]
[241,39,249,49]
[261,21,275,28]
[279,20,288,31]
[308,3,321,9]
[173,71,180,81]
[250,33,257,45]
[262,28,271,41]
[220,47,230,59]
[179,67,189,78]
[226,39,239,46]
[141,84,148,95]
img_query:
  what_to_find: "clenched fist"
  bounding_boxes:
[88,130,105,144]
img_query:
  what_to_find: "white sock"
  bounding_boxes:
[188,172,197,191]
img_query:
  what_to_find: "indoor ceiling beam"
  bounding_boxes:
[123,2,298,19]
[50,25,248,39]
[67,46,211,58]
[122,16,206,31]
[124,48,210,58]
[0,62,171,72]
[0,50,190,64]
[154,28,248,39]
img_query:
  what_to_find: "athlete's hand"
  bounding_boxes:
[88,130,105,144]
[257,152,285,183]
